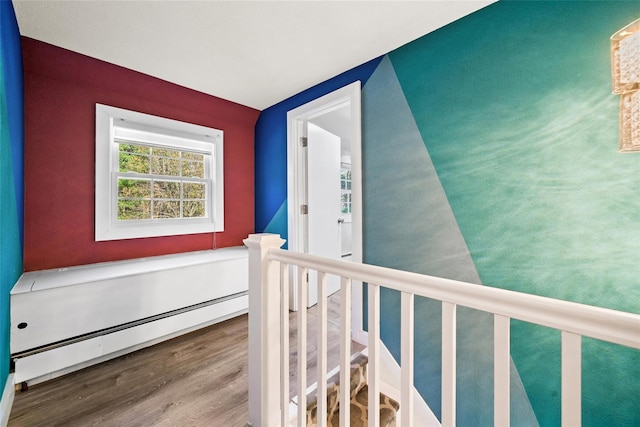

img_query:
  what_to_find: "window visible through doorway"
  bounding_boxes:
[340,166,352,215]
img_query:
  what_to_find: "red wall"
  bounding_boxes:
[22,37,259,271]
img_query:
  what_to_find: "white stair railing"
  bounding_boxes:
[245,234,640,427]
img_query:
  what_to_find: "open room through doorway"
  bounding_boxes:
[286,82,365,344]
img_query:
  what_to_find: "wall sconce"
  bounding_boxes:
[611,18,640,152]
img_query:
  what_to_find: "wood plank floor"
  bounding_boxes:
[9,293,364,427]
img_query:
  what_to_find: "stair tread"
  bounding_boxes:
[306,352,368,410]
[308,385,399,427]
[328,385,400,427]
[305,352,400,427]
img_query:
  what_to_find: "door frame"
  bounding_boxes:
[286,81,366,344]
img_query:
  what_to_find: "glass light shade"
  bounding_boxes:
[611,18,640,95]
[619,90,640,152]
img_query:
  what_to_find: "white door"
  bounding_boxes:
[287,82,366,343]
[306,122,342,307]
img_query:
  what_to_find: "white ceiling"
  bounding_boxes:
[12,0,494,110]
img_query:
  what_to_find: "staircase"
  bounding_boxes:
[246,234,640,427]
[305,353,400,427]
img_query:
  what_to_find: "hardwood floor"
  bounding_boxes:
[9,293,364,426]
[289,293,365,399]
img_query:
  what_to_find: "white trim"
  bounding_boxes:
[286,82,366,343]
[95,104,224,241]
[0,374,14,427]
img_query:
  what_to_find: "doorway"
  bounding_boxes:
[286,82,365,343]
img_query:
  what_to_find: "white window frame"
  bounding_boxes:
[95,104,224,241]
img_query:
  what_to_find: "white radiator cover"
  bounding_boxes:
[11,247,248,384]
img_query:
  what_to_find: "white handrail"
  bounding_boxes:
[245,234,640,427]
[268,248,640,349]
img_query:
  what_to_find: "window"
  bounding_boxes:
[95,104,223,241]
[340,166,352,215]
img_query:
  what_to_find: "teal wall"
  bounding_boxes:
[371,1,638,425]
[0,0,24,389]
[256,1,639,425]
[363,55,539,425]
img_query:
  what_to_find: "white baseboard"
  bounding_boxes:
[0,373,14,427]
[14,296,248,385]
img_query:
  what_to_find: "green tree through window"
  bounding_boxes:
[117,142,207,221]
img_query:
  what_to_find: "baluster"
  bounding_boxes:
[297,267,308,427]
[401,292,415,427]
[281,262,290,427]
[317,272,328,427]
[340,277,352,427]
[561,331,581,426]
[494,314,510,427]
[442,301,457,427]
[368,283,380,427]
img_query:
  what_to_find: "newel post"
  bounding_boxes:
[244,233,286,427]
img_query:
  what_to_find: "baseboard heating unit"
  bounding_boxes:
[10,247,248,386]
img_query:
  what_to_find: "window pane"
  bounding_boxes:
[118,178,151,198]
[183,201,205,218]
[153,147,180,158]
[119,153,150,173]
[153,200,181,219]
[183,182,206,199]
[118,199,150,220]
[152,156,180,176]
[182,160,204,178]
[341,191,352,214]
[182,152,204,161]
[119,143,150,155]
[153,181,180,199]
